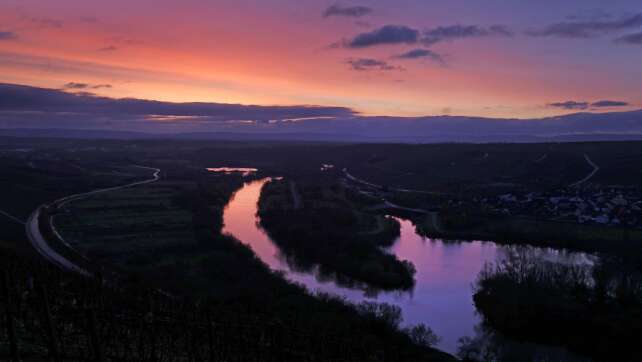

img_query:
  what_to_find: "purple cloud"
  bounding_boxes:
[347,25,420,48]
[527,13,642,38]
[393,49,445,65]
[548,100,630,110]
[614,32,642,45]
[324,5,372,18]
[0,83,356,120]
[591,100,629,107]
[422,25,512,45]
[0,31,16,40]
[347,58,401,71]
[63,82,112,90]
[63,82,90,89]
[548,101,590,110]
[345,24,512,49]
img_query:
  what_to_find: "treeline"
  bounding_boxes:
[473,253,642,361]
[416,208,642,271]
[258,179,415,291]
[0,249,453,361]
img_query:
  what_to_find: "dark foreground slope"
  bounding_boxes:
[0,249,454,361]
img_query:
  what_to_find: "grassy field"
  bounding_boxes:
[49,171,281,299]
[55,180,197,269]
[0,153,150,252]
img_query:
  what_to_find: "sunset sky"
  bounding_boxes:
[1,0,642,118]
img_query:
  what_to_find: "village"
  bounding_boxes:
[469,186,642,229]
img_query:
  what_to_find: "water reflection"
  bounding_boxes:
[206,167,258,176]
[222,178,593,355]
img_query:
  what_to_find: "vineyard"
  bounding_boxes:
[0,250,452,361]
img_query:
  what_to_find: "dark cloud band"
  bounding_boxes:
[63,82,113,90]
[346,24,511,48]
[548,101,589,110]
[591,100,629,108]
[0,83,356,121]
[549,100,630,110]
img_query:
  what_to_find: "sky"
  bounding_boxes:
[1,0,642,119]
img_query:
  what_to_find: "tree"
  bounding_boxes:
[405,323,441,348]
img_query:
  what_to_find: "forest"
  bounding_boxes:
[258,178,416,290]
[473,252,642,361]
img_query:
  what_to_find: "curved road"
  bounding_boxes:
[25,166,161,276]
[343,168,444,195]
[570,154,599,187]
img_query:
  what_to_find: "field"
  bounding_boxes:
[185,141,642,195]
[50,169,266,298]
[55,180,196,268]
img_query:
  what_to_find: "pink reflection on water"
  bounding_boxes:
[223,179,283,266]
[207,167,257,176]
[387,220,499,353]
[221,179,587,354]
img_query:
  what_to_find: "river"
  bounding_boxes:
[222,178,593,355]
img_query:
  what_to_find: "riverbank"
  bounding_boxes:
[415,212,642,267]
